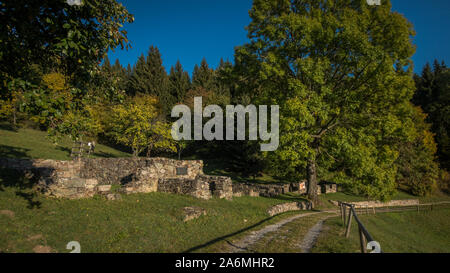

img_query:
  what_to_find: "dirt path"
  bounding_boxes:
[297,215,333,253]
[223,212,322,253]
[222,210,338,253]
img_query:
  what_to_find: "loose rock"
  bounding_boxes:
[183,206,206,222]
[0,210,15,218]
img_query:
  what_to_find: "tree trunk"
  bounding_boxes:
[13,108,17,126]
[146,144,153,158]
[307,158,318,206]
[177,143,182,160]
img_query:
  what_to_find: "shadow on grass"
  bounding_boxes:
[183,215,279,253]
[0,165,48,210]
[0,122,18,132]
[93,151,119,158]
[15,191,42,209]
[56,145,124,159]
[203,163,287,185]
[183,208,322,253]
[56,145,71,156]
[0,145,30,158]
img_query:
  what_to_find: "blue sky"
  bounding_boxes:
[108,0,450,76]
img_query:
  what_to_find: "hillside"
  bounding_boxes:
[0,126,300,253]
[0,124,130,160]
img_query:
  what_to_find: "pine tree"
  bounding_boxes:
[169,60,191,103]
[192,58,215,91]
[215,58,232,99]
[128,54,147,96]
[112,59,127,91]
[128,46,175,115]
[413,60,450,170]
[102,56,112,73]
[126,64,132,78]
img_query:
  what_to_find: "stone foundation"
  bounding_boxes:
[267,201,313,216]
[158,178,212,199]
[78,157,203,184]
[198,175,233,200]
[0,157,207,199]
[232,182,291,197]
[0,157,334,203]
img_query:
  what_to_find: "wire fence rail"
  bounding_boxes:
[337,201,450,253]
[338,201,378,253]
[352,201,450,215]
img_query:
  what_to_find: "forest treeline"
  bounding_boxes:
[0,0,448,202]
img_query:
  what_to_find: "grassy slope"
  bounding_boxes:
[312,208,450,253]
[0,168,298,253]
[0,126,298,253]
[0,125,130,160]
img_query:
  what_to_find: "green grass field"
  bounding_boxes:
[1,125,449,253]
[0,124,130,160]
[0,126,300,253]
[318,191,450,207]
[312,208,450,253]
[0,167,300,253]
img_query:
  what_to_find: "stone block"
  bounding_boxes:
[85,178,98,185]
[106,193,122,201]
[182,207,206,222]
[68,178,86,188]
[96,185,111,192]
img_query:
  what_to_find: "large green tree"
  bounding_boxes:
[234,0,417,203]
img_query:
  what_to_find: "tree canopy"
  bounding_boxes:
[233,0,417,202]
[0,0,134,91]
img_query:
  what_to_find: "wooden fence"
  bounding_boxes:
[338,201,379,253]
[338,201,450,253]
[352,201,450,215]
[70,141,95,159]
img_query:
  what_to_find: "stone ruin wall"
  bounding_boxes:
[78,157,203,185]
[0,157,232,200]
[0,157,332,201]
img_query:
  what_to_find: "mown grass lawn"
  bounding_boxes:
[312,208,450,253]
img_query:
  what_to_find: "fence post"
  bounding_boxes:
[358,225,367,253]
[343,205,347,227]
[345,206,353,238]
[340,203,344,225]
